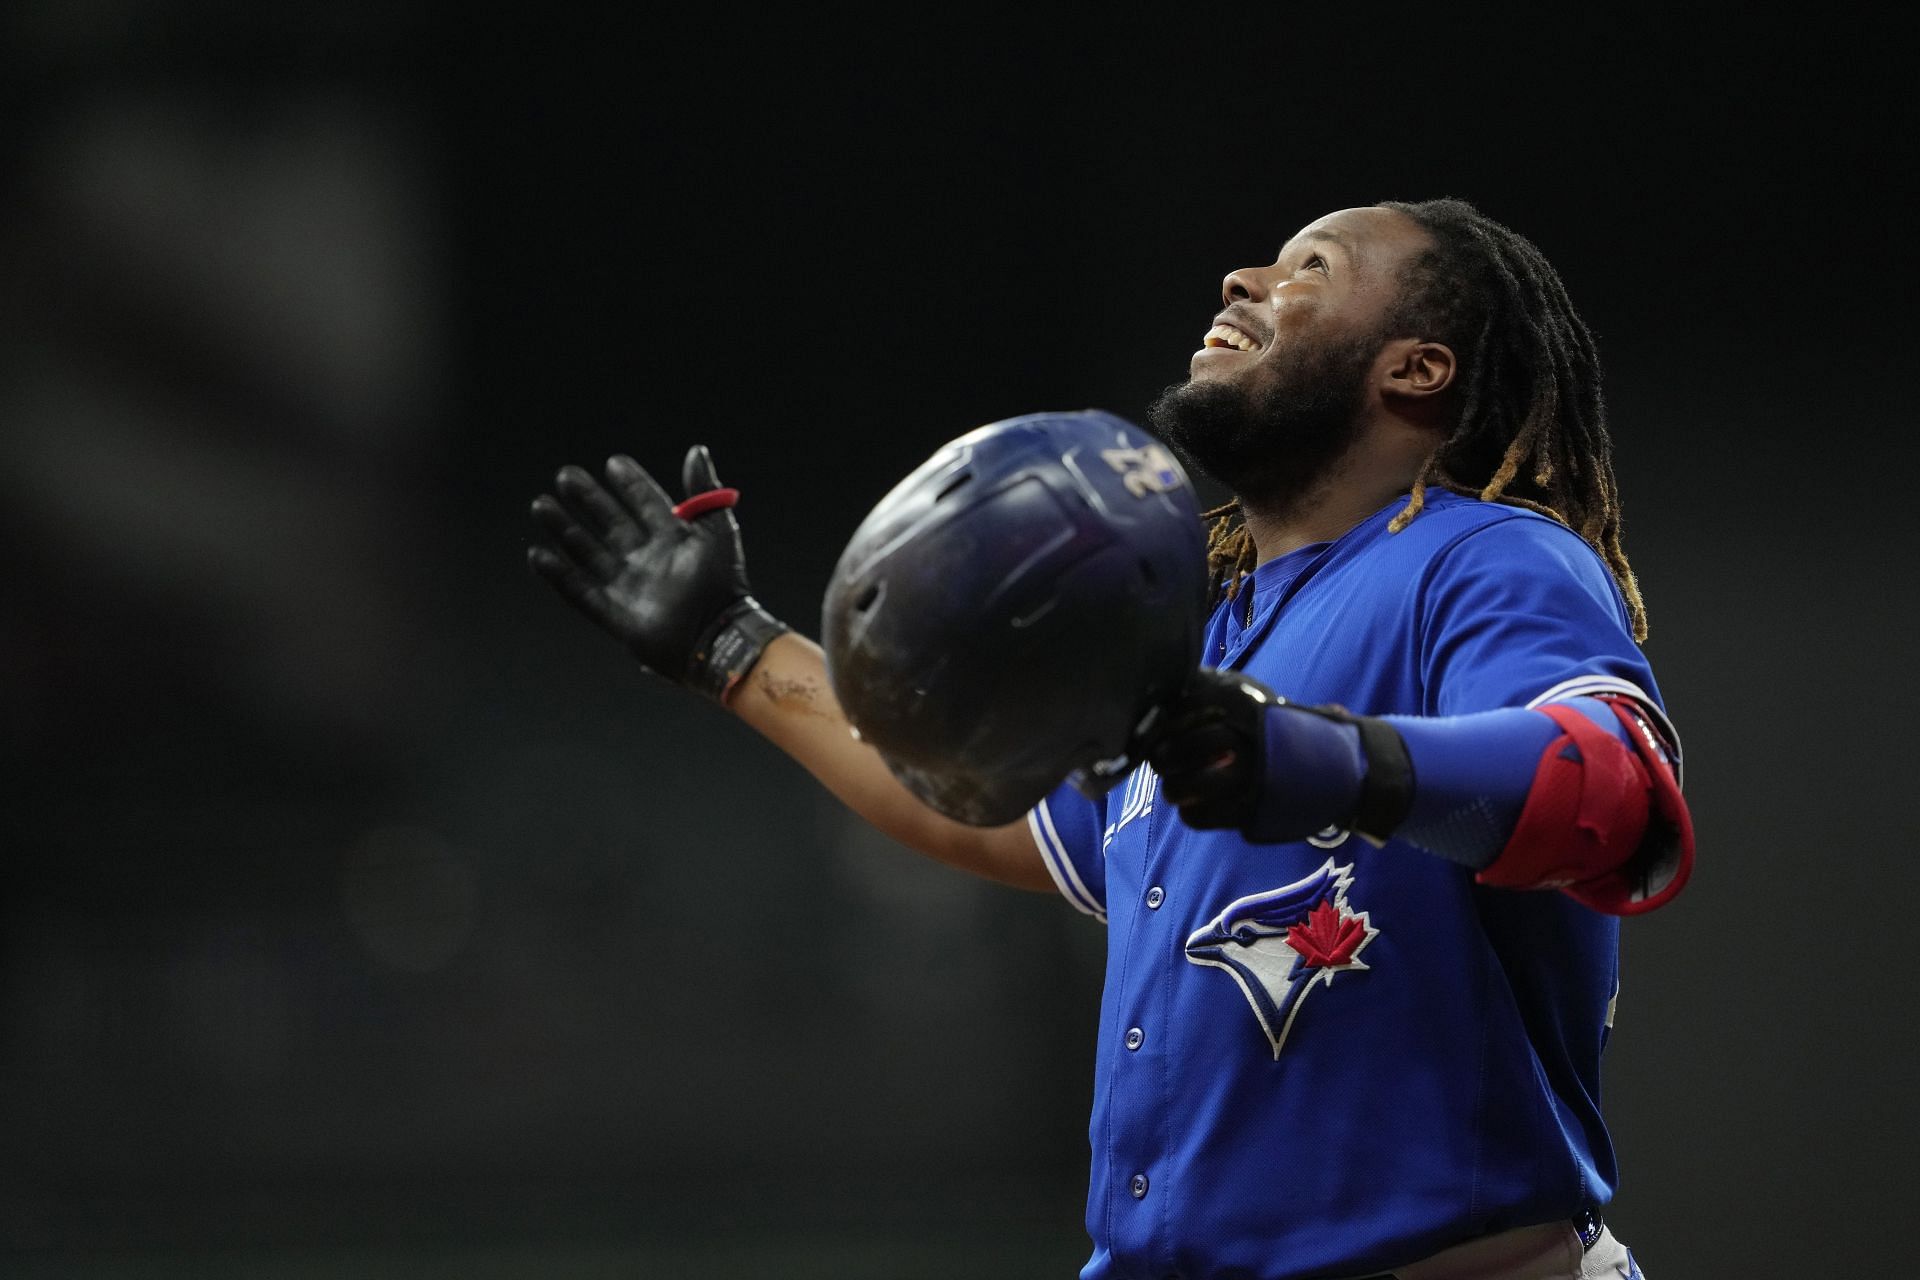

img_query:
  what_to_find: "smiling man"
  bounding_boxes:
[528,198,1689,1279]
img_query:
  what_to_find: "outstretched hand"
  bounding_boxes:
[528,446,780,697]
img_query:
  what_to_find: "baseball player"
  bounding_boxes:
[526,198,1690,1279]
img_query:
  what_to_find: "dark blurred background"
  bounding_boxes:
[1,7,1911,1277]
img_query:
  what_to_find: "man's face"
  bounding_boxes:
[1148,206,1433,504]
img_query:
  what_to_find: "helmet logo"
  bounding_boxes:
[1101,445,1184,498]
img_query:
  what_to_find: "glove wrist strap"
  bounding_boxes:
[684,598,790,706]
[1345,713,1415,839]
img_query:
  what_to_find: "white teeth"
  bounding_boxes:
[1203,323,1259,353]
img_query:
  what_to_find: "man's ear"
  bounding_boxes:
[1379,339,1456,403]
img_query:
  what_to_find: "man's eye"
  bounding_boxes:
[1304,255,1330,274]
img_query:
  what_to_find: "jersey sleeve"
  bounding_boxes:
[1419,516,1677,754]
[1027,781,1108,923]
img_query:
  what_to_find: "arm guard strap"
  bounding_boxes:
[1478,698,1694,914]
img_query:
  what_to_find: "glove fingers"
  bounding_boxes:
[1149,719,1240,781]
[527,544,622,633]
[682,443,722,496]
[531,494,620,579]
[1160,760,1242,811]
[605,455,677,532]
[1151,719,1251,829]
[555,465,647,552]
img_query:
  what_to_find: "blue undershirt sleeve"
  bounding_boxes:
[1381,699,1632,869]
[1241,695,1639,866]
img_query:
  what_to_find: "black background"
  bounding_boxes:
[2,8,1912,1277]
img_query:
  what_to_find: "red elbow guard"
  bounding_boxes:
[1476,698,1694,915]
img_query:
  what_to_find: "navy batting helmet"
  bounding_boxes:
[822,409,1211,826]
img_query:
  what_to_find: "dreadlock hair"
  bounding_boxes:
[1203,198,1648,641]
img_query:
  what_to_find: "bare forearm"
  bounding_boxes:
[729,633,1050,891]
[524,449,1047,893]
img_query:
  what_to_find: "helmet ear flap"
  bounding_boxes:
[823,410,1211,827]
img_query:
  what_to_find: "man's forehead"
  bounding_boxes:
[1281,206,1420,256]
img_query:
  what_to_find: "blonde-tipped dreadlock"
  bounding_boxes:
[1203,499,1258,602]
[1203,198,1648,641]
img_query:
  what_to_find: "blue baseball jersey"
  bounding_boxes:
[1028,490,1674,1280]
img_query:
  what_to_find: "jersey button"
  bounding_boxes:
[1125,1027,1144,1051]
[1145,886,1164,909]
[1129,1173,1150,1199]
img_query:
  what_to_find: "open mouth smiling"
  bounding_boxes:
[1202,322,1262,353]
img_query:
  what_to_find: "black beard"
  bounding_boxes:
[1146,331,1378,513]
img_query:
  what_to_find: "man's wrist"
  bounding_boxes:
[684,599,791,706]
[1242,700,1414,845]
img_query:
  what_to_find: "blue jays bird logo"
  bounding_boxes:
[1184,860,1378,1059]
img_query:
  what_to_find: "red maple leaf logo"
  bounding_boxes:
[1286,899,1368,969]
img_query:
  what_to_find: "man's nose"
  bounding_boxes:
[1222,265,1281,306]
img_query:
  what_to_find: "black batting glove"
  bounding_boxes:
[1146,668,1278,831]
[527,445,789,704]
[1145,668,1415,844]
